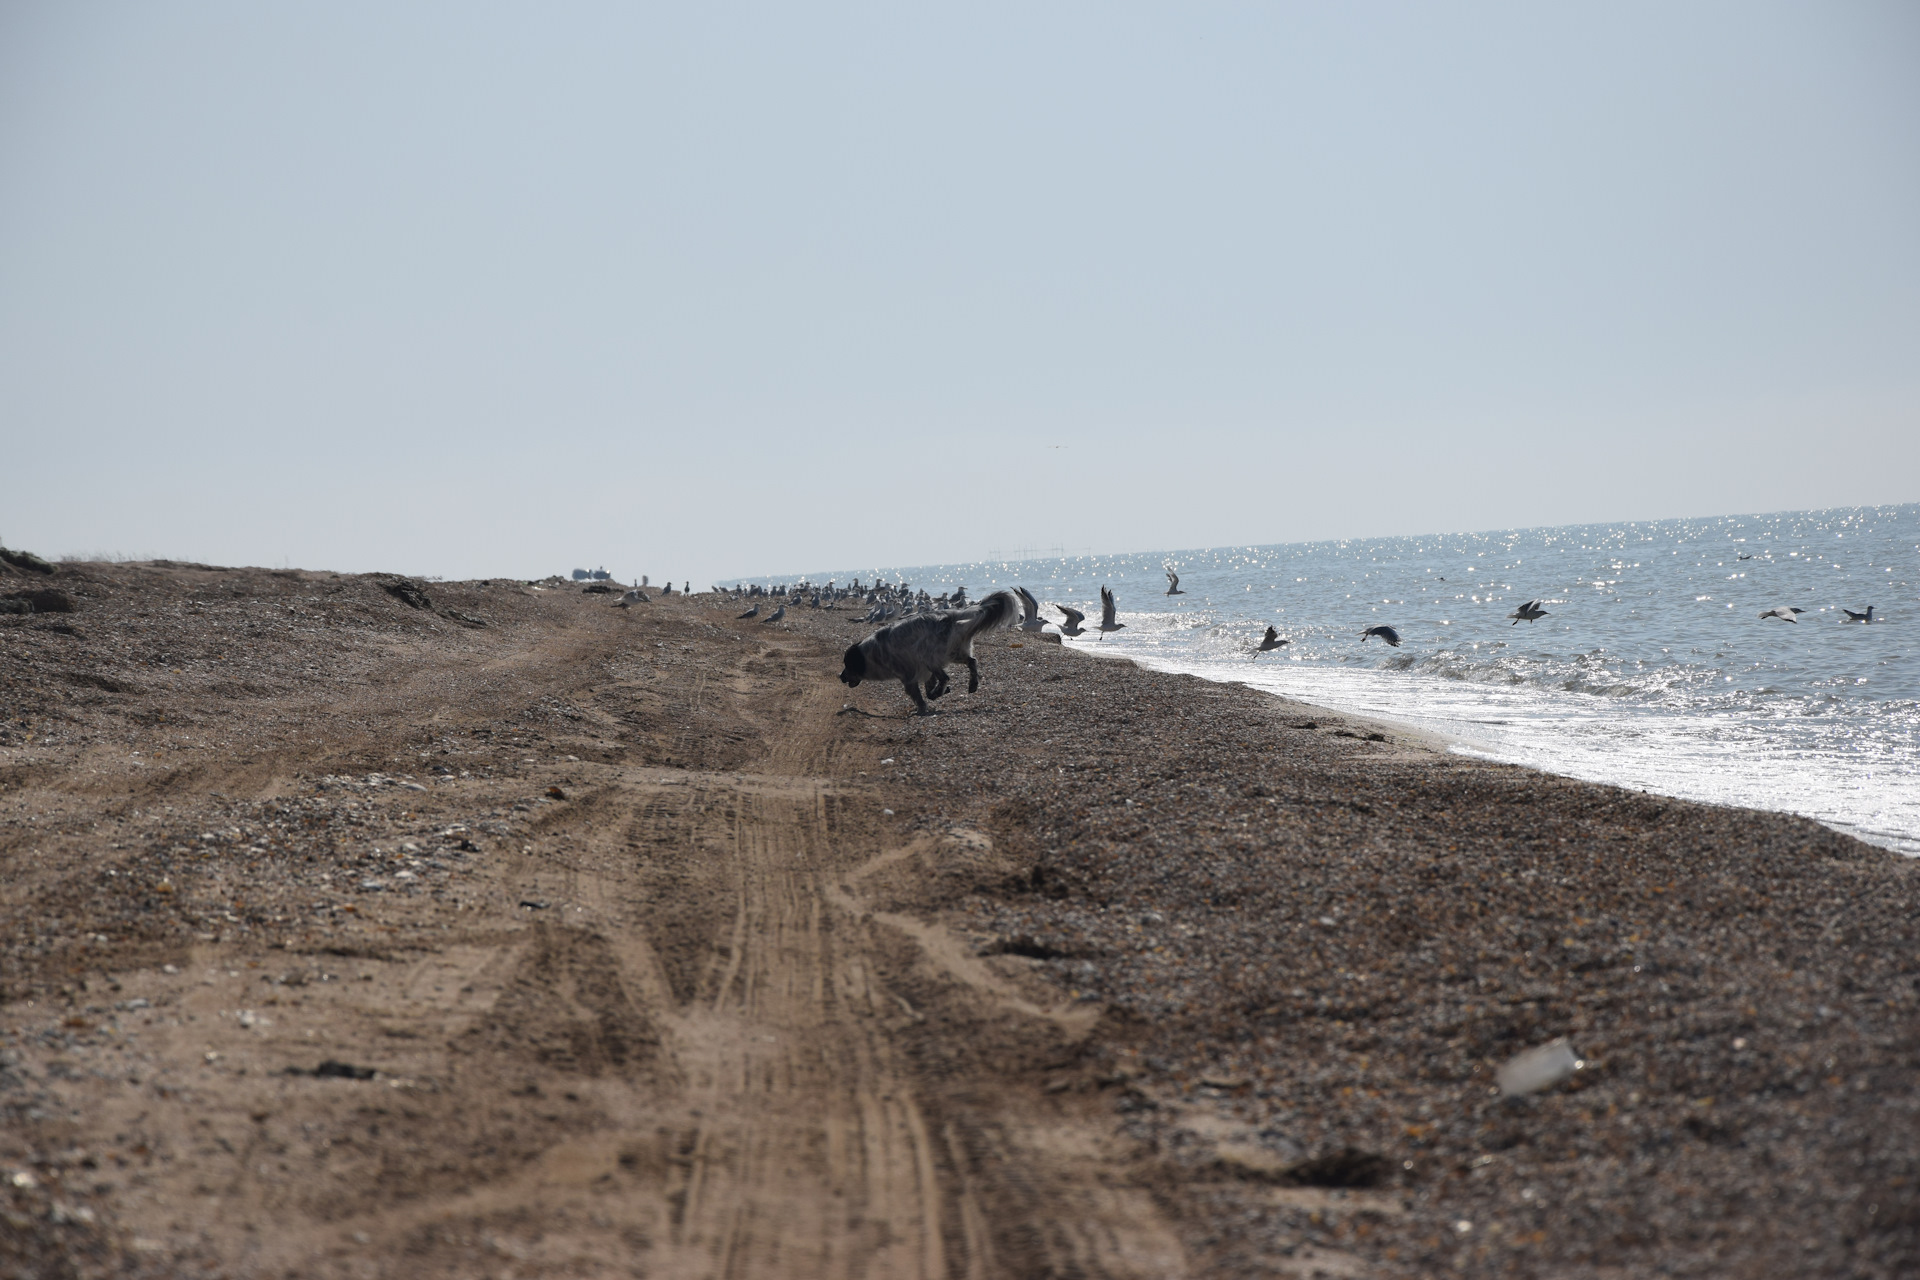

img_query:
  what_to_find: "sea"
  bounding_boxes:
[792,505,1918,855]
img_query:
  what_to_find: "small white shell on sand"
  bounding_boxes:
[1497,1037,1583,1096]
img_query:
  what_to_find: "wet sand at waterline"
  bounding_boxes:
[2,560,1915,1278]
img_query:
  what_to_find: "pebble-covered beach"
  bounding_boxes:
[2,560,1915,1278]
[873,625,1920,1277]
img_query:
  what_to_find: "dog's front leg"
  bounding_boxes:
[902,676,934,716]
[965,656,980,693]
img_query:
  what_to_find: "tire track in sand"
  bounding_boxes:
[628,643,1183,1279]
[657,777,960,1278]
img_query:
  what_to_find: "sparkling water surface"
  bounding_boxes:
[797,506,1919,854]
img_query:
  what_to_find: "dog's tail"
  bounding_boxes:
[958,589,1020,642]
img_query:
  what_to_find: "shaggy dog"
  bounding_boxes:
[839,590,1019,715]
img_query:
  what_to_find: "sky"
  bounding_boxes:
[2,2,1916,587]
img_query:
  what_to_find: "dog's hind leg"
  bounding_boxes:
[901,676,933,716]
[925,668,950,700]
[965,656,980,693]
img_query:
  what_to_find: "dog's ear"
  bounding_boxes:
[840,643,865,685]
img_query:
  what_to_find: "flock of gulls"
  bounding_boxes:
[697,566,1577,657]
[603,562,1883,654]
[1761,605,1878,624]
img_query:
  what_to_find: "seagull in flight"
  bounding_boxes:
[1098,586,1126,639]
[1759,606,1804,623]
[762,604,786,624]
[1254,626,1288,656]
[737,604,760,619]
[1165,567,1185,596]
[1056,604,1088,636]
[1842,606,1875,623]
[1360,625,1401,647]
[1508,599,1549,625]
[1014,587,1047,632]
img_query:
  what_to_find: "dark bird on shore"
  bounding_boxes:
[1508,599,1549,625]
[1165,567,1185,596]
[762,605,786,624]
[1360,625,1401,647]
[1098,586,1126,639]
[1255,626,1288,656]
[1843,606,1875,623]
[1056,604,1088,636]
[1759,606,1804,623]
[737,604,759,619]
[1014,587,1047,632]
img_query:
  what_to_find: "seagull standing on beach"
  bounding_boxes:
[762,604,786,624]
[737,604,759,619]
[1014,587,1047,632]
[1056,604,1088,636]
[1254,626,1287,656]
[1508,600,1549,625]
[615,589,649,608]
[1843,606,1875,623]
[1097,586,1126,640]
[1759,607,1804,623]
[1165,567,1185,596]
[1360,625,1401,647]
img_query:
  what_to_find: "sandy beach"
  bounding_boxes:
[2,559,1915,1279]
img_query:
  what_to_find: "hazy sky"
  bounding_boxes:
[3,2,1916,586]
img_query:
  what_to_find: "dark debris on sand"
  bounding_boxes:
[2,565,1914,1279]
[825,621,1920,1279]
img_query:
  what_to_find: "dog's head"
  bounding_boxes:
[839,642,866,687]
